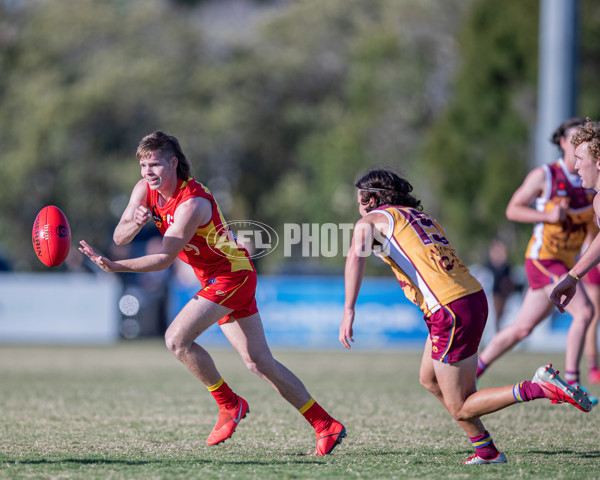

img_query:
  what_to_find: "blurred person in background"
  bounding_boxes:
[486,238,518,331]
[551,119,600,385]
[79,131,345,455]
[0,243,12,271]
[340,168,591,466]
[476,118,597,405]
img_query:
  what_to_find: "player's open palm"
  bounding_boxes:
[79,240,115,272]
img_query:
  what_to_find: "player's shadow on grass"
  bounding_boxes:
[5,457,323,466]
[529,450,600,458]
[4,459,158,466]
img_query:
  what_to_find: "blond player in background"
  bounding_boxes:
[552,120,600,336]
[476,118,597,405]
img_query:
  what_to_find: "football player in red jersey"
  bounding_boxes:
[477,118,597,405]
[341,168,592,465]
[79,131,345,455]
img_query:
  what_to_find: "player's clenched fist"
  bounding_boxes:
[133,205,151,226]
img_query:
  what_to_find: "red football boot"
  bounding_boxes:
[532,364,592,412]
[310,420,346,456]
[206,396,249,446]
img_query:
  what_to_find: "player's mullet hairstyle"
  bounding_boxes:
[136,131,192,180]
[572,118,600,160]
[355,168,422,212]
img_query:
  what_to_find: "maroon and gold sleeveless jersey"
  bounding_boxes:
[146,177,254,282]
[369,206,482,316]
[525,159,595,268]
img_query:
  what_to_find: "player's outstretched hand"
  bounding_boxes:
[79,240,116,273]
[549,276,577,313]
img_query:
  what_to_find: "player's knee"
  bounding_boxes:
[419,375,437,394]
[164,329,186,359]
[452,410,474,422]
[574,302,594,326]
[243,353,275,378]
[514,326,534,341]
[447,404,472,422]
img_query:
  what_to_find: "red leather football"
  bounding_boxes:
[32,205,71,267]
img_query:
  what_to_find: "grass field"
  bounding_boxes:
[0,341,599,480]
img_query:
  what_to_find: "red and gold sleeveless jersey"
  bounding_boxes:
[146,177,254,282]
[369,206,482,316]
[525,159,595,268]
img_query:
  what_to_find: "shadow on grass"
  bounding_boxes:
[2,457,324,466]
[528,450,600,458]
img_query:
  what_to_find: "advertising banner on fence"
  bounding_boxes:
[170,275,430,350]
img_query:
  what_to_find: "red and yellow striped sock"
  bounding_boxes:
[299,398,332,433]
[207,377,238,410]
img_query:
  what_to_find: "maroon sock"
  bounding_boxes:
[476,358,487,378]
[469,430,500,460]
[513,381,545,402]
[564,370,579,385]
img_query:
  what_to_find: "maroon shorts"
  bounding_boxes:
[524,259,567,290]
[425,289,488,364]
[583,265,600,286]
[197,270,258,325]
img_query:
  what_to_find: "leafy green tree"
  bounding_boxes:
[1,0,471,271]
[0,0,206,267]
[193,0,471,271]
[421,0,539,262]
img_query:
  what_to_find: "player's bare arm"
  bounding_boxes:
[551,193,600,311]
[113,179,152,246]
[80,196,212,273]
[340,214,388,350]
[506,167,567,224]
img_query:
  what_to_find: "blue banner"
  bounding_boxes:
[169,275,428,349]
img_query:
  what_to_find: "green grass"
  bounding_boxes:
[0,341,599,479]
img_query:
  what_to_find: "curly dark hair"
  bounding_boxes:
[136,131,192,180]
[355,168,422,212]
[550,117,585,150]
[571,118,600,159]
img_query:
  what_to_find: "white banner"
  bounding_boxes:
[0,273,120,344]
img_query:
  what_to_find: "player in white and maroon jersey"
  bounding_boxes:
[477,118,597,406]
[340,168,592,465]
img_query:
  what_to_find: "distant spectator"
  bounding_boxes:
[486,238,517,330]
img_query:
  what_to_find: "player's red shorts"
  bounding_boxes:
[425,289,487,364]
[583,265,600,286]
[524,258,568,290]
[197,270,258,325]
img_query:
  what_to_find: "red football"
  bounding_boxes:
[32,205,71,267]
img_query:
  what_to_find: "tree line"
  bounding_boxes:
[1,0,599,272]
